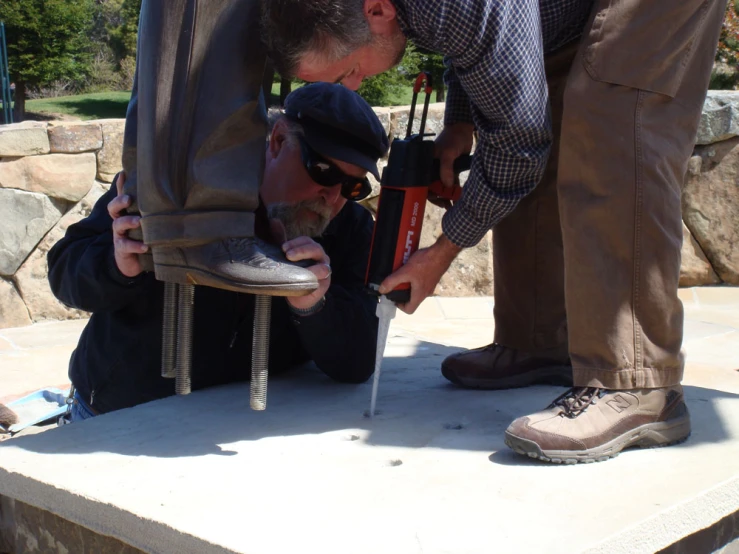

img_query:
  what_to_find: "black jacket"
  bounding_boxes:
[47,184,378,414]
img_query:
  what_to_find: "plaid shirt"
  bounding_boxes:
[394,0,594,247]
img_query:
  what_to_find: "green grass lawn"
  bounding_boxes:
[26,91,132,120]
[271,82,415,106]
[24,85,417,122]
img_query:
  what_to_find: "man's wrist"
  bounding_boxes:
[106,248,143,286]
[288,296,326,317]
[434,234,463,262]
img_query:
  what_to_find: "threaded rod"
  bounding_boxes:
[161,282,179,378]
[250,295,271,410]
[175,284,195,395]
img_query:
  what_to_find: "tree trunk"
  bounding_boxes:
[435,82,445,103]
[279,78,291,106]
[12,81,25,122]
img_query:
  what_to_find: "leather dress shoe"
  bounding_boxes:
[152,236,318,296]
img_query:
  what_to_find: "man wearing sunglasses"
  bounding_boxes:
[48,83,388,422]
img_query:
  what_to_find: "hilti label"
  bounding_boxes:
[403,202,421,263]
[403,230,414,263]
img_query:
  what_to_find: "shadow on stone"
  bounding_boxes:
[2,339,736,462]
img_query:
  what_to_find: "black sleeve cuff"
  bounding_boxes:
[105,248,145,287]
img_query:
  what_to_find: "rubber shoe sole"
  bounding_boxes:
[442,364,573,390]
[504,416,691,464]
[155,264,318,297]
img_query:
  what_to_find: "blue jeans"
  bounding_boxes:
[59,390,97,424]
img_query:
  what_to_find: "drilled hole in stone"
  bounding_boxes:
[385,459,403,467]
[344,434,360,441]
[444,423,464,430]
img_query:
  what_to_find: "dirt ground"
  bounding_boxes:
[23,111,82,122]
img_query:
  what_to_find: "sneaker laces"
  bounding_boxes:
[551,387,604,418]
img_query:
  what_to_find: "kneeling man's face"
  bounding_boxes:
[262,121,369,240]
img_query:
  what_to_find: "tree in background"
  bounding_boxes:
[417,49,446,102]
[356,43,446,106]
[713,0,739,89]
[357,43,421,106]
[0,0,95,121]
[86,0,140,93]
[108,0,142,66]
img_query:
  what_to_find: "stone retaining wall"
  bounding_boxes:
[0,93,737,329]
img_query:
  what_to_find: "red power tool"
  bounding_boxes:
[365,72,471,303]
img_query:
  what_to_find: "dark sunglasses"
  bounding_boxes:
[298,137,373,201]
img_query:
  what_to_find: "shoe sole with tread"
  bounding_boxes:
[504,416,691,464]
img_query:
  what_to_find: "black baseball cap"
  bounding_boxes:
[283,83,389,180]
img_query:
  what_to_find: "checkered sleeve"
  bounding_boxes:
[443,62,474,127]
[425,0,553,248]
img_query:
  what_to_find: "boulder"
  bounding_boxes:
[679,223,720,287]
[420,203,494,296]
[682,139,739,284]
[0,189,64,276]
[96,119,125,183]
[48,121,103,153]
[696,91,739,145]
[0,122,50,156]
[372,107,392,138]
[0,278,32,329]
[389,103,445,140]
[14,183,108,322]
[0,153,96,202]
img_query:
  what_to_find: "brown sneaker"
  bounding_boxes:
[441,343,572,390]
[504,385,691,464]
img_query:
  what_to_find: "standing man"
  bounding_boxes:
[262,0,726,463]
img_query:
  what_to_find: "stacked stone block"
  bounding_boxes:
[0,93,736,329]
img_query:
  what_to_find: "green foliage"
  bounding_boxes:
[108,0,142,63]
[416,49,446,101]
[357,43,422,106]
[0,0,95,89]
[714,2,739,89]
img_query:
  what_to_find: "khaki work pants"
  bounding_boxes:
[493,0,727,389]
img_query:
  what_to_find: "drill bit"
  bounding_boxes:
[369,294,397,418]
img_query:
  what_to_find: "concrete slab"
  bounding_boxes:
[0,289,737,554]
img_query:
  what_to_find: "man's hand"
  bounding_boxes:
[435,122,474,194]
[283,237,332,310]
[378,234,462,314]
[108,173,148,278]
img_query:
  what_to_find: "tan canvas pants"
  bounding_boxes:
[493,0,727,389]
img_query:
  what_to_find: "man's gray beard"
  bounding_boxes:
[266,200,333,240]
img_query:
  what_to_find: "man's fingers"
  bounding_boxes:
[112,214,142,235]
[313,262,332,281]
[282,236,315,251]
[378,264,410,296]
[108,194,131,219]
[284,239,330,265]
[116,237,149,254]
[115,172,126,196]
